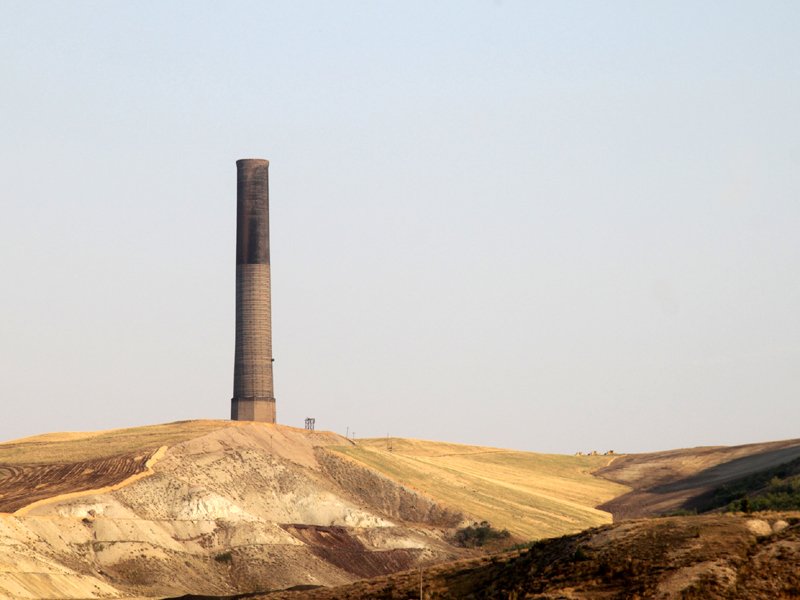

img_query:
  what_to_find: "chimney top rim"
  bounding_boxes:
[236,158,269,166]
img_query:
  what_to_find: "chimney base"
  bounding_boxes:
[231,397,276,423]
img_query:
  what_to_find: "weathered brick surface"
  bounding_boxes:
[231,159,276,423]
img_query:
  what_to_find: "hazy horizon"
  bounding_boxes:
[1,1,798,453]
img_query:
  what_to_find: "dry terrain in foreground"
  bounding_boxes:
[261,512,800,599]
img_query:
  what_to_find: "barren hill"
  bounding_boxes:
[0,421,623,599]
[2,421,800,599]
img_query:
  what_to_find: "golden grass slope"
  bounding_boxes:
[331,437,629,540]
[0,420,226,465]
[1,422,628,541]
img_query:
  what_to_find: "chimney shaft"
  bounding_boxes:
[231,158,276,422]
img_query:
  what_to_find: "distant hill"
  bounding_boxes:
[595,438,800,519]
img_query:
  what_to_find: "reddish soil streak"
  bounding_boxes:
[282,524,422,579]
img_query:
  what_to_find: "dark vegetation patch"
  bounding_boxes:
[690,456,800,513]
[452,521,511,548]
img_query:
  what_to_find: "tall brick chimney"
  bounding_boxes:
[231,159,276,422]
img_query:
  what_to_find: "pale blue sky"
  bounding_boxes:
[1,1,798,452]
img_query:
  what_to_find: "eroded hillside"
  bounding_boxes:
[0,421,624,599]
[0,422,465,598]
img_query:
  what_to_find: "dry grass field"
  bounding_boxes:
[331,437,629,539]
[0,420,226,465]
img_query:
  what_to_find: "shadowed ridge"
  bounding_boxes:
[595,438,800,519]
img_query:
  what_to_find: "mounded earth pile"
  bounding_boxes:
[0,421,468,599]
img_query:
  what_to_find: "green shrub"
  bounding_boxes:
[572,545,588,561]
[453,521,511,548]
[692,457,800,513]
